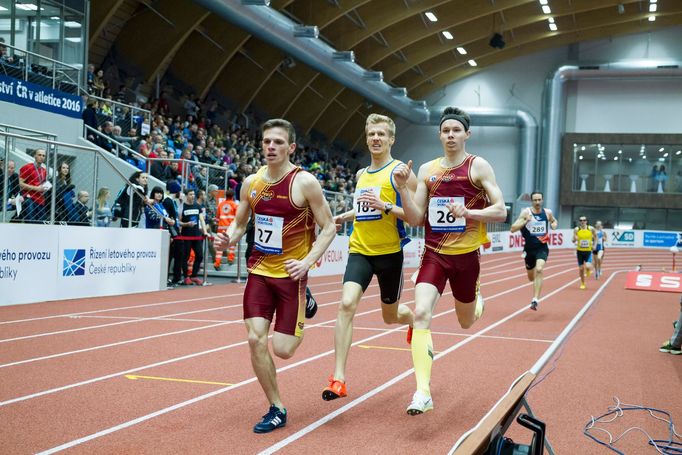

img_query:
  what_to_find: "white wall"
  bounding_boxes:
[392,26,682,202]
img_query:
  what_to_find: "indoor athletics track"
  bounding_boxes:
[1,248,680,454]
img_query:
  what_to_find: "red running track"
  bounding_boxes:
[0,248,680,454]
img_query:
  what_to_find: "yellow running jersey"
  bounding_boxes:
[575,227,593,252]
[349,159,408,256]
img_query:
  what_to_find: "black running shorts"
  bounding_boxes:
[524,244,549,270]
[343,251,403,304]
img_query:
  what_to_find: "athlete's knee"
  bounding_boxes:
[458,317,475,330]
[413,305,432,325]
[535,264,544,274]
[247,330,268,353]
[273,344,296,359]
[339,294,359,316]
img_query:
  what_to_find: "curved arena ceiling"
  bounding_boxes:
[89,0,682,149]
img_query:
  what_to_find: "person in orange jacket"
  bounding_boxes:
[214,188,239,269]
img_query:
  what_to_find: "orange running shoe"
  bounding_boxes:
[322,376,347,401]
[406,326,413,345]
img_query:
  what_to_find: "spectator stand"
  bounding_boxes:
[84,92,152,137]
[1,124,59,223]
[1,130,145,227]
[0,41,80,95]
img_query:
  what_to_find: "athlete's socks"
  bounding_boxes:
[411,329,433,396]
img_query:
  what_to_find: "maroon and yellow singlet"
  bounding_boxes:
[423,155,488,255]
[246,166,315,278]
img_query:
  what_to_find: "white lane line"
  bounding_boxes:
[348,326,554,344]
[0,282,391,343]
[33,271,578,453]
[0,279,344,325]
[257,276,581,455]
[0,288,394,369]
[0,304,242,343]
[0,291,389,405]
[0,293,241,325]
[67,315,233,323]
[0,320,239,369]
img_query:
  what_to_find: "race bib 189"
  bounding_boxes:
[254,213,284,254]
[354,187,381,221]
[428,197,465,232]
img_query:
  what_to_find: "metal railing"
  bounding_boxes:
[0,41,80,94]
[84,93,152,137]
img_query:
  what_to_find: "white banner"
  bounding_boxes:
[56,226,166,299]
[309,236,348,277]
[0,224,59,305]
[0,224,168,306]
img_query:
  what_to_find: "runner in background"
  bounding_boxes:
[510,191,558,310]
[592,220,606,279]
[572,216,596,290]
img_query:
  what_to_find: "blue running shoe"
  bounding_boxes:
[305,287,317,319]
[253,405,287,433]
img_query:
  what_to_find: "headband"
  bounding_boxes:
[439,114,470,131]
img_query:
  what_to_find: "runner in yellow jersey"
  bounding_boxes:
[572,215,597,289]
[396,106,506,415]
[322,113,417,401]
[214,118,336,434]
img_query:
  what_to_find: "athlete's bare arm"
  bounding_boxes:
[396,161,429,226]
[510,208,532,233]
[546,209,558,230]
[355,160,417,222]
[284,171,336,280]
[213,174,254,250]
[451,156,506,222]
[572,227,579,243]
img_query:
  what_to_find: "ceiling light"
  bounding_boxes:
[649,4,657,12]
[0,6,8,11]
[468,59,477,67]
[614,157,618,161]
[628,158,632,162]
[650,0,657,3]
[642,155,647,159]
[16,3,39,10]
[658,157,665,162]
[425,12,438,22]
[581,146,586,150]
[64,21,81,28]
[65,37,82,42]
[542,5,551,14]
[50,16,60,20]
[659,147,665,151]
[548,17,555,23]
[648,15,656,21]
[442,31,453,40]
[539,0,548,4]
[663,152,669,157]
[618,150,622,154]
[676,150,681,155]
[549,23,557,31]
[579,155,583,160]
[456,47,467,55]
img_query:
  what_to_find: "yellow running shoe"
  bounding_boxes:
[580,283,586,290]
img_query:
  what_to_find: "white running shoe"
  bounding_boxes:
[530,298,538,311]
[406,390,433,415]
[475,292,485,320]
